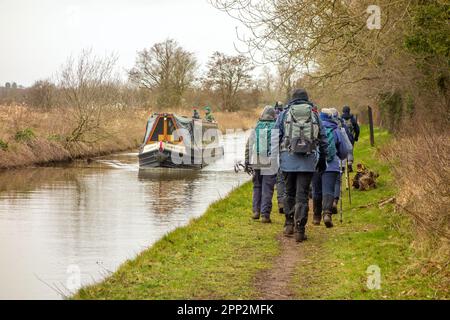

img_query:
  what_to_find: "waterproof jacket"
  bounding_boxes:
[205,112,215,122]
[320,112,350,172]
[245,107,278,172]
[342,108,360,143]
[275,98,328,172]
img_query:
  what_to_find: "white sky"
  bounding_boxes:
[0,0,244,86]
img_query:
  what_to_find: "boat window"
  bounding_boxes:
[167,117,176,135]
[149,117,164,142]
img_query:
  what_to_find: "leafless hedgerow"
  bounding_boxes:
[383,123,450,261]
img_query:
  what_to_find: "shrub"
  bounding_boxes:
[0,139,8,151]
[27,79,56,109]
[378,91,403,132]
[15,128,36,142]
[384,122,450,261]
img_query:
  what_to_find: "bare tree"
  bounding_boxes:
[58,49,119,144]
[211,0,412,89]
[129,39,197,108]
[27,79,56,109]
[260,66,274,98]
[276,57,300,101]
[204,52,254,111]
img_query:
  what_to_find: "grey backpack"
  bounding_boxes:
[282,103,320,155]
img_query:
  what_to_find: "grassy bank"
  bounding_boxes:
[0,105,259,170]
[75,126,448,300]
[0,106,146,169]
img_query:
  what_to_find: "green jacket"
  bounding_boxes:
[205,112,215,122]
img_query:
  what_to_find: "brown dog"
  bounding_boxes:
[352,163,379,191]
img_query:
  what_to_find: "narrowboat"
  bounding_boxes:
[138,113,224,169]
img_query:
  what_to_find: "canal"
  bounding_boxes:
[0,133,248,299]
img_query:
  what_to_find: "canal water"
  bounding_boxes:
[0,132,249,299]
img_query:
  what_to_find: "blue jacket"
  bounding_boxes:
[320,113,350,172]
[275,99,328,172]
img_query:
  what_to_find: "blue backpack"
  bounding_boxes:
[325,127,337,162]
[255,120,276,156]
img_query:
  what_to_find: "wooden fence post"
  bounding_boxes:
[368,106,375,147]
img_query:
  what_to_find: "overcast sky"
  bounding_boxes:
[0,0,244,86]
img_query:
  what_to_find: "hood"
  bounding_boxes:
[291,88,309,102]
[260,106,276,121]
[342,105,351,115]
[320,112,338,129]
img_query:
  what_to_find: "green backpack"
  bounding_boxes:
[255,120,275,156]
[325,127,337,162]
[282,103,320,155]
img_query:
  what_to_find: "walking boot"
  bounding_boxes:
[294,204,309,242]
[323,195,334,228]
[284,223,294,236]
[284,196,295,236]
[323,211,334,228]
[295,229,307,242]
[312,198,322,226]
[261,215,272,223]
[284,212,294,236]
[252,211,260,220]
[348,163,353,173]
[294,223,307,242]
[331,199,339,215]
[312,215,321,225]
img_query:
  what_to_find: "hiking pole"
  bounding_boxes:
[340,161,343,223]
[346,159,352,205]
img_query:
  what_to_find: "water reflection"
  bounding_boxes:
[138,169,199,218]
[0,133,248,299]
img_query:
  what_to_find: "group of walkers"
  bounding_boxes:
[245,88,360,242]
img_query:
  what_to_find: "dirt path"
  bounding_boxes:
[254,234,304,300]
[254,217,333,300]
